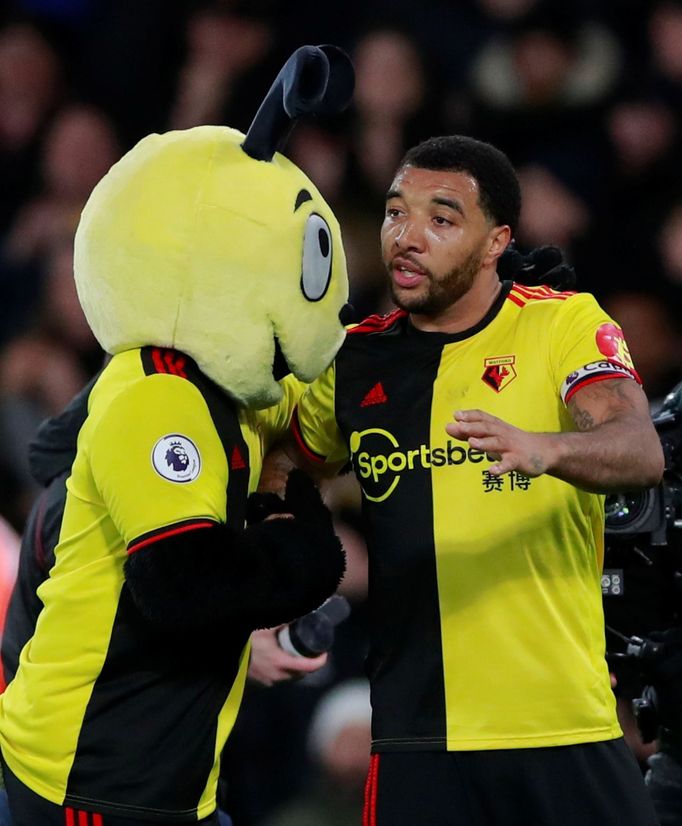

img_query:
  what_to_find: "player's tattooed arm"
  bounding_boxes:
[568,379,636,431]
[569,403,595,432]
[555,378,663,491]
[446,379,662,492]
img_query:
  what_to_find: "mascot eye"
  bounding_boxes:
[301,214,332,301]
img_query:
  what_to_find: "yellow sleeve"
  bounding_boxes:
[88,374,229,548]
[549,292,641,404]
[254,373,307,453]
[292,362,349,466]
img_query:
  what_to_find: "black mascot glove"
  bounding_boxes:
[125,470,345,632]
[498,243,576,291]
[246,469,336,525]
[246,491,289,524]
[281,468,335,528]
[239,469,345,629]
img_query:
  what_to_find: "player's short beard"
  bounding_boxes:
[388,247,484,317]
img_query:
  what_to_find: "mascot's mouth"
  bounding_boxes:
[272,335,291,380]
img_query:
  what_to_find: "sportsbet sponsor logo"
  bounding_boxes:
[349,427,492,502]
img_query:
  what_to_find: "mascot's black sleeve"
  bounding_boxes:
[124,470,345,631]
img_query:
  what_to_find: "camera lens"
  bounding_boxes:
[605,488,657,533]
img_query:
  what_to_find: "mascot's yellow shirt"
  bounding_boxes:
[0,347,303,821]
[293,282,640,752]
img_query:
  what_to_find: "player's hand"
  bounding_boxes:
[445,409,555,477]
[247,627,328,686]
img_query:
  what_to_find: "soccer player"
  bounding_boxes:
[286,136,664,825]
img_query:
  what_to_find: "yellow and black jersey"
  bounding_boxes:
[0,347,303,822]
[293,281,640,753]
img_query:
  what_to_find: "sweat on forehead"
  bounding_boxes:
[386,167,479,221]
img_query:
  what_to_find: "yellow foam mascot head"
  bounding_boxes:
[74,46,353,408]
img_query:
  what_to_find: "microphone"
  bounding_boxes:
[277,594,351,657]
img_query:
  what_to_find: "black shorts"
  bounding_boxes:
[363,739,659,826]
[1,758,222,826]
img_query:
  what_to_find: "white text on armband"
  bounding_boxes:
[561,360,639,403]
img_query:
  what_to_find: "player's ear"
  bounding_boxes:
[485,225,512,267]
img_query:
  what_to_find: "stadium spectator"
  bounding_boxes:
[260,679,371,826]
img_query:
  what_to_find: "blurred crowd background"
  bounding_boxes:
[0,0,679,823]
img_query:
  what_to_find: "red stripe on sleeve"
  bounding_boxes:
[609,361,642,385]
[506,292,526,307]
[512,283,575,300]
[164,351,188,378]
[65,808,75,826]
[362,753,380,826]
[362,754,380,826]
[348,309,406,335]
[291,408,326,464]
[92,814,103,826]
[152,348,166,374]
[510,283,538,299]
[564,372,636,403]
[363,755,374,826]
[77,811,89,826]
[511,283,547,299]
[371,754,380,826]
[511,285,569,302]
[127,521,216,555]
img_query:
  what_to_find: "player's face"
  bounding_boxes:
[381,166,496,317]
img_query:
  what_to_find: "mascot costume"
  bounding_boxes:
[0,46,353,825]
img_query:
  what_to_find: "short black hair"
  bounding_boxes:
[399,136,521,233]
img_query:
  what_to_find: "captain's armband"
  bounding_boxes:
[561,361,640,404]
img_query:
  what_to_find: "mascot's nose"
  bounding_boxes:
[339,303,355,325]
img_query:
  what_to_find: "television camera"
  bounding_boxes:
[602,380,682,745]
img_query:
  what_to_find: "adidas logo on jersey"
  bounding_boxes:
[360,382,388,407]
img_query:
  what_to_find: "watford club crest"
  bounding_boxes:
[482,355,517,392]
